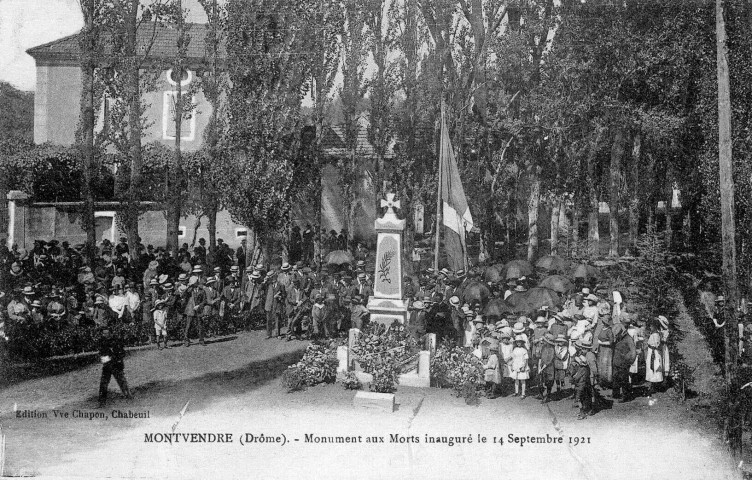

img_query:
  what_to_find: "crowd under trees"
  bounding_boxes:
[1,0,752,288]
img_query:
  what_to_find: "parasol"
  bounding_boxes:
[538,275,575,294]
[535,255,571,273]
[325,250,355,265]
[484,298,514,318]
[484,265,503,283]
[502,259,533,279]
[462,281,491,306]
[571,263,601,280]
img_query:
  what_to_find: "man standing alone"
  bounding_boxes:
[98,327,132,408]
[265,273,286,339]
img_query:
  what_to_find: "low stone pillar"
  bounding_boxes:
[336,346,349,374]
[425,333,437,356]
[347,328,361,370]
[418,351,430,378]
[7,191,29,250]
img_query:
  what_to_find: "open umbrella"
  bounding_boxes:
[538,275,575,294]
[484,298,514,318]
[504,291,529,311]
[462,281,490,306]
[571,263,600,280]
[484,265,503,283]
[325,250,355,265]
[535,255,571,273]
[524,287,562,311]
[502,259,533,279]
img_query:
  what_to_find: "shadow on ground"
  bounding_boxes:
[2,346,306,476]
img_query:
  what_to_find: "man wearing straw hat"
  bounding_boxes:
[450,296,464,347]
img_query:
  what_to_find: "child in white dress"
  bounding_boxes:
[511,336,530,398]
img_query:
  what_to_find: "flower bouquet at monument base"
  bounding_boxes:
[281,342,339,392]
[431,345,485,402]
[351,320,418,393]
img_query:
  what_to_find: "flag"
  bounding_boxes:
[439,105,474,271]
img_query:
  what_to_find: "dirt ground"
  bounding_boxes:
[0,330,742,480]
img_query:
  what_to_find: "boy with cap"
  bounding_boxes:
[571,342,594,419]
[537,333,557,402]
[311,293,328,338]
[350,295,370,331]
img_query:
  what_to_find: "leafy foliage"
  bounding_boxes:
[283,341,339,392]
[0,142,113,202]
[351,320,417,394]
[0,81,33,143]
[430,344,485,401]
[341,370,362,391]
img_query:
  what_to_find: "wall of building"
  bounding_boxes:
[34,65,211,149]
[9,202,249,252]
[319,162,377,246]
[34,65,82,144]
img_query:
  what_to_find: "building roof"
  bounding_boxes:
[27,23,224,65]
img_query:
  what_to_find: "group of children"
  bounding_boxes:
[454,283,669,420]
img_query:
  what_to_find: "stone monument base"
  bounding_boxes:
[366,297,408,326]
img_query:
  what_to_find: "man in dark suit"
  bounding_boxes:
[264,273,286,339]
[355,273,373,299]
[97,326,132,408]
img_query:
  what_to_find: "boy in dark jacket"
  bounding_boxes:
[571,349,593,419]
[98,327,132,407]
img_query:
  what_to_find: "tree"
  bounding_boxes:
[223,0,315,262]
[76,0,103,263]
[164,0,194,256]
[716,0,742,457]
[364,0,397,208]
[339,0,369,244]
[103,0,168,260]
[196,0,230,252]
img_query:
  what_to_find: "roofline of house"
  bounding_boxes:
[26,31,83,56]
[28,53,221,69]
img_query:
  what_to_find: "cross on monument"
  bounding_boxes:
[381,193,400,218]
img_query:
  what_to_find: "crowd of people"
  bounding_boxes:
[401,268,672,420]
[0,232,381,357]
[0,233,677,419]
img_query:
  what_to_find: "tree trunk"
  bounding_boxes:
[167,0,186,257]
[665,185,673,249]
[586,129,603,257]
[609,127,626,257]
[572,206,580,257]
[527,167,541,261]
[628,132,641,255]
[717,0,742,458]
[78,0,97,264]
[550,197,561,256]
[207,205,217,250]
[124,0,142,262]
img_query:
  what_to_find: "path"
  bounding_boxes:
[0,331,741,480]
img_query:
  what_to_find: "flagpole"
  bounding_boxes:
[434,101,444,272]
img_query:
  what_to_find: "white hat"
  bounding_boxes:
[449,295,460,307]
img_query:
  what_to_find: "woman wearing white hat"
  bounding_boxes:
[582,294,599,325]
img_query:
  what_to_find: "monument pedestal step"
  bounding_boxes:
[353,391,396,412]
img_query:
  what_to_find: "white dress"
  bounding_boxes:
[645,332,665,383]
[501,343,514,378]
[510,347,530,380]
[627,326,641,374]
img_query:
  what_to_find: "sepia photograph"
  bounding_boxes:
[0,0,750,478]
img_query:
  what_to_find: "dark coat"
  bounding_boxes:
[613,328,637,370]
